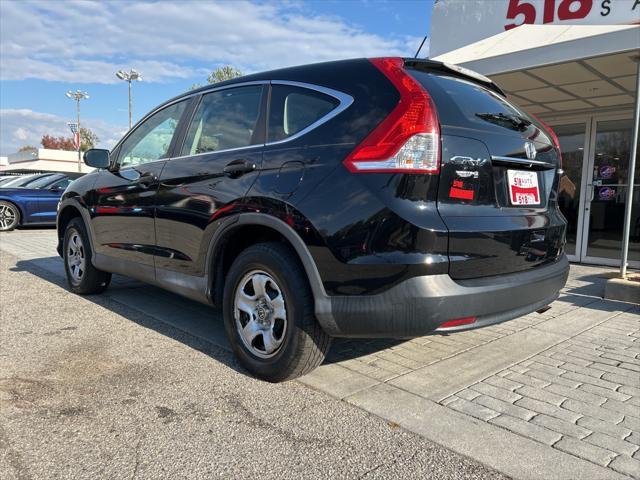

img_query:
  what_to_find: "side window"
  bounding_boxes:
[181,85,263,156]
[119,100,188,167]
[268,85,339,143]
[49,178,72,190]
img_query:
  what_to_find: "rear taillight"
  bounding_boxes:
[531,114,563,168]
[343,57,440,174]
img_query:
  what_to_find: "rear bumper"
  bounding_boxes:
[317,255,569,337]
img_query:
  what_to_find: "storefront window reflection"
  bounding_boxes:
[554,123,585,256]
[587,119,639,262]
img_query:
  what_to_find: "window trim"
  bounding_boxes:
[167,80,353,161]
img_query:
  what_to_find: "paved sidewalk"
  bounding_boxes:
[1,229,639,479]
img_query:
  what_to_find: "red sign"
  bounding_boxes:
[506,0,594,30]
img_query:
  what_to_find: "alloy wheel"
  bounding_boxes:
[0,204,17,230]
[67,230,86,284]
[233,270,288,359]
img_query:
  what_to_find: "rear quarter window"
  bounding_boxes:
[268,85,339,143]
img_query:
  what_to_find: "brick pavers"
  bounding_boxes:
[442,310,640,478]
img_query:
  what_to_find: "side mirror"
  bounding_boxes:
[84,149,111,169]
[49,184,64,192]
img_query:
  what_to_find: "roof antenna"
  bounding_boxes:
[414,36,428,58]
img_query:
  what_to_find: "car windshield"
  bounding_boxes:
[26,175,63,189]
[0,177,20,186]
[0,175,42,187]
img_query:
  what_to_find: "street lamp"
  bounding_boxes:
[65,90,89,173]
[116,69,142,129]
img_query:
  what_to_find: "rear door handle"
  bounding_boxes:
[223,159,256,177]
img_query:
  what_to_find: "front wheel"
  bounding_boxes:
[0,201,20,231]
[63,218,111,294]
[223,242,332,382]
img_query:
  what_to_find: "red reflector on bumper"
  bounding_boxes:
[439,316,477,328]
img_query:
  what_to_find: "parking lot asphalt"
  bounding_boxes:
[0,229,507,480]
[1,229,639,480]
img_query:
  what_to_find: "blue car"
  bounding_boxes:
[0,174,73,231]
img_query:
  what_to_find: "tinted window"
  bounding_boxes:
[409,71,534,132]
[268,85,339,142]
[119,100,188,167]
[181,86,263,156]
[48,178,72,190]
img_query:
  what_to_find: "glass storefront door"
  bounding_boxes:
[552,115,639,268]
[555,123,587,259]
[582,118,640,267]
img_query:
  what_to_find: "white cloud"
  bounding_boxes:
[14,127,28,141]
[0,109,126,155]
[0,0,421,83]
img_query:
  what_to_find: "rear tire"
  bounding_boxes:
[223,242,332,382]
[0,201,20,232]
[63,218,111,294]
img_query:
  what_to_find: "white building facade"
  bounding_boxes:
[0,148,93,174]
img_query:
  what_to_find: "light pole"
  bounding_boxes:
[65,90,89,172]
[116,69,142,129]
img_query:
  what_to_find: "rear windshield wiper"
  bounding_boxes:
[476,112,531,131]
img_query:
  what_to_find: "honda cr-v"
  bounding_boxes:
[57,58,569,381]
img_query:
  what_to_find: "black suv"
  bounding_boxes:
[57,58,568,381]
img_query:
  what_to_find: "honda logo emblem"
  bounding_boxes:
[524,142,537,160]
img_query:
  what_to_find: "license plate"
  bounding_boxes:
[507,170,540,205]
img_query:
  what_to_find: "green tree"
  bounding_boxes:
[79,127,99,151]
[191,65,243,90]
[18,145,37,152]
[207,65,243,84]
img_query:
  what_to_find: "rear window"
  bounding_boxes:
[408,70,535,134]
[268,85,339,143]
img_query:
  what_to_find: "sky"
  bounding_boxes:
[0,0,433,155]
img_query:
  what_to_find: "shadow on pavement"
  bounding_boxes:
[563,273,610,298]
[11,256,252,378]
[11,255,408,377]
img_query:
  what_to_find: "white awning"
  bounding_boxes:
[433,24,639,116]
[433,24,639,74]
